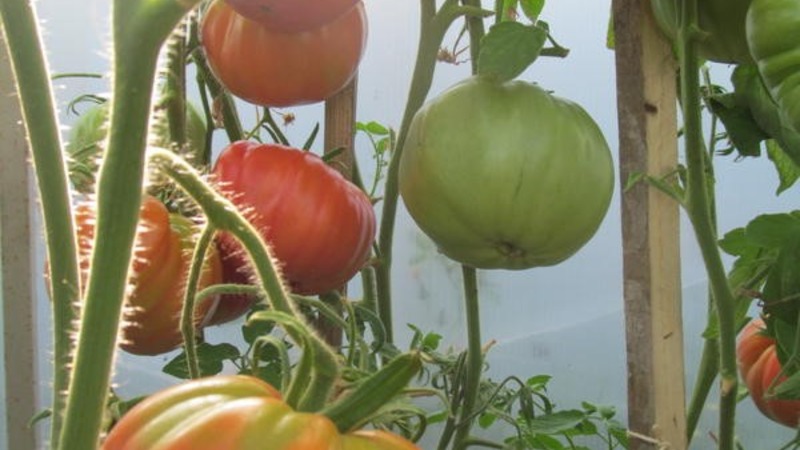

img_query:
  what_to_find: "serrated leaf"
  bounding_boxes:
[478,22,547,83]
[766,140,800,194]
[528,410,586,434]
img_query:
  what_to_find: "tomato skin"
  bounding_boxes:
[211,141,376,301]
[224,0,359,33]
[746,0,800,133]
[650,0,752,64]
[201,0,367,107]
[75,196,222,355]
[102,375,419,450]
[399,76,614,270]
[737,319,800,428]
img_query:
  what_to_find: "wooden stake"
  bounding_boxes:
[612,2,686,449]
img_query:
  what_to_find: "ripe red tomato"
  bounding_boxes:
[201,0,367,107]
[223,0,360,33]
[74,196,222,355]
[102,375,420,450]
[211,141,376,300]
[737,318,800,428]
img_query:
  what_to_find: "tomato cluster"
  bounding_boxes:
[737,319,800,428]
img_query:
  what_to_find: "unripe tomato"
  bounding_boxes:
[201,0,367,107]
[74,196,222,355]
[650,0,752,64]
[211,141,376,301]
[224,0,359,33]
[399,76,614,270]
[746,0,800,133]
[737,318,800,428]
[102,375,420,450]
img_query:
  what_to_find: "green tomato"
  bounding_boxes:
[650,0,752,64]
[66,101,207,193]
[747,0,800,133]
[399,76,614,270]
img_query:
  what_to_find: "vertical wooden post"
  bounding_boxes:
[612,2,686,449]
[0,33,38,450]
[317,77,359,346]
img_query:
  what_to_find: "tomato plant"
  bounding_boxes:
[200,0,367,107]
[75,196,222,355]
[212,141,376,296]
[223,0,360,33]
[399,76,614,270]
[101,375,420,450]
[746,0,800,133]
[737,318,800,428]
[650,0,752,64]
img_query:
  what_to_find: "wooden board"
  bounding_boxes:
[612,1,686,448]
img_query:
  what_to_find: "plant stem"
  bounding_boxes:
[181,223,215,379]
[677,0,738,448]
[149,149,340,411]
[57,2,201,449]
[163,20,187,149]
[453,266,483,449]
[686,329,719,443]
[376,0,478,343]
[0,2,81,447]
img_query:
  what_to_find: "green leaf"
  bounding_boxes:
[761,238,800,323]
[732,65,800,169]
[745,213,800,250]
[242,305,274,345]
[357,121,389,136]
[772,369,800,400]
[477,22,547,83]
[527,410,586,434]
[766,139,800,194]
[707,92,767,157]
[162,342,241,379]
[518,0,544,22]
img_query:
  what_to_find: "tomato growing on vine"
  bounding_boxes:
[200,0,367,107]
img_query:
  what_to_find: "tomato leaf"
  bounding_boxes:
[477,22,547,83]
[761,237,800,329]
[766,139,800,194]
[526,410,585,434]
[162,342,241,379]
[744,213,800,250]
[518,0,544,22]
[772,369,800,399]
[707,92,767,158]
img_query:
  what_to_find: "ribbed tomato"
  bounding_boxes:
[201,0,367,107]
[75,196,222,355]
[211,141,376,302]
[737,318,800,428]
[223,0,359,32]
[101,375,420,450]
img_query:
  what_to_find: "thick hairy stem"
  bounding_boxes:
[0,1,81,446]
[181,224,215,379]
[57,2,201,449]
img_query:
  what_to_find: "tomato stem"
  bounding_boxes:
[0,1,81,447]
[677,0,738,448]
[452,266,484,450]
[180,223,216,380]
[376,0,478,344]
